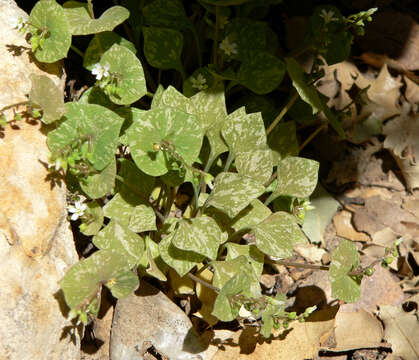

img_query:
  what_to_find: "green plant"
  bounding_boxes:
[3,0,385,339]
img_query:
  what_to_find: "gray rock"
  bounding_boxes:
[0,1,80,359]
[110,281,207,360]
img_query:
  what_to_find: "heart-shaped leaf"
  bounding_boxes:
[29,0,72,63]
[231,199,271,231]
[268,121,299,161]
[225,243,264,278]
[107,270,139,298]
[143,0,191,30]
[80,158,116,199]
[235,149,273,184]
[80,201,104,236]
[63,1,129,35]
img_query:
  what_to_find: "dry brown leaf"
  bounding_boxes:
[384,103,419,190]
[379,304,419,360]
[294,243,326,263]
[333,210,371,242]
[323,308,384,352]
[403,197,419,218]
[205,309,335,360]
[363,228,399,271]
[404,76,419,105]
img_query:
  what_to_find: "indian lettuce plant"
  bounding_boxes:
[2,0,391,338]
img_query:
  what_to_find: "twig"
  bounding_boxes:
[266,92,298,136]
[187,273,220,293]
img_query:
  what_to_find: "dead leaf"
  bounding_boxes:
[403,197,419,218]
[260,274,276,290]
[205,308,335,360]
[323,308,383,352]
[379,304,419,360]
[294,244,326,263]
[363,228,399,271]
[404,76,419,105]
[333,210,370,242]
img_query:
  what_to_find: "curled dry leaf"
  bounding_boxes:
[333,210,370,242]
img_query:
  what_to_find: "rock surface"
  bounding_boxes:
[110,281,206,360]
[0,1,80,359]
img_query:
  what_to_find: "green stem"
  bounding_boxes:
[199,155,216,193]
[223,152,235,172]
[266,92,298,136]
[187,273,219,292]
[299,122,327,152]
[146,91,154,98]
[212,6,220,65]
[70,45,84,58]
[87,0,94,18]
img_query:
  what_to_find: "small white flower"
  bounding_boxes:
[68,199,87,221]
[11,16,24,31]
[319,9,339,24]
[91,63,110,80]
[219,37,238,56]
[190,74,207,91]
[48,157,64,171]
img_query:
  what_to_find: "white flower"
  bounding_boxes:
[91,63,110,80]
[319,9,339,24]
[68,199,87,221]
[48,157,64,171]
[11,16,24,31]
[190,74,207,91]
[219,37,238,56]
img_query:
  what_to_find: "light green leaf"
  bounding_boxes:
[329,240,361,303]
[80,201,104,236]
[261,294,287,338]
[100,44,147,105]
[159,234,205,277]
[143,237,168,281]
[273,156,319,198]
[80,158,116,199]
[47,102,124,171]
[143,26,184,73]
[253,212,307,258]
[235,149,273,184]
[151,84,164,109]
[268,121,299,161]
[238,51,286,94]
[60,249,130,311]
[225,243,264,278]
[231,199,271,231]
[83,31,136,70]
[143,0,191,30]
[29,74,65,124]
[171,216,227,260]
[302,185,340,244]
[206,172,265,218]
[93,220,144,268]
[126,107,203,176]
[285,57,345,137]
[161,86,195,113]
[107,270,139,298]
[190,85,228,160]
[29,0,71,63]
[63,1,129,35]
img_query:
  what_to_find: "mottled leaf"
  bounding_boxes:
[225,243,264,277]
[329,240,361,303]
[206,172,265,218]
[268,121,299,161]
[235,149,273,184]
[78,86,115,108]
[160,86,195,114]
[63,1,129,35]
[231,199,271,231]
[143,26,184,73]
[253,212,307,258]
[159,233,205,277]
[29,74,65,124]
[80,158,116,199]
[273,156,319,198]
[29,0,71,63]
[80,201,104,236]
[143,0,190,30]
[83,31,136,70]
[171,216,227,260]
[100,44,147,105]
[126,107,203,176]
[93,220,144,268]
[107,270,139,298]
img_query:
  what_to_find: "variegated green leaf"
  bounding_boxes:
[80,201,104,236]
[143,26,184,73]
[235,149,273,184]
[151,85,164,109]
[60,249,130,312]
[155,86,195,114]
[222,110,267,154]
[29,75,65,124]
[329,240,361,303]
[83,31,136,70]
[143,0,191,30]
[100,44,147,105]
[78,86,115,108]
[80,158,116,199]
[93,220,144,268]
[268,121,299,161]
[190,85,228,160]
[103,193,156,233]
[126,107,203,176]
[63,1,129,35]
[253,212,307,258]
[225,243,264,277]
[238,51,286,95]
[143,237,168,281]
[29,0,71,63]
[159,233,205,277]
[273,156,319,199]
[117,159,155,197]
[47,103,124,171]
[171,216,227,260]
[231,199,271,231]
[206,172,265,218]
[107,270,139,299]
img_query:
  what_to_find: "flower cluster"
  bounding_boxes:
[219,37,238,56]
[91,63,110,81]
[190,74,208,91]
[68,198,87,221]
